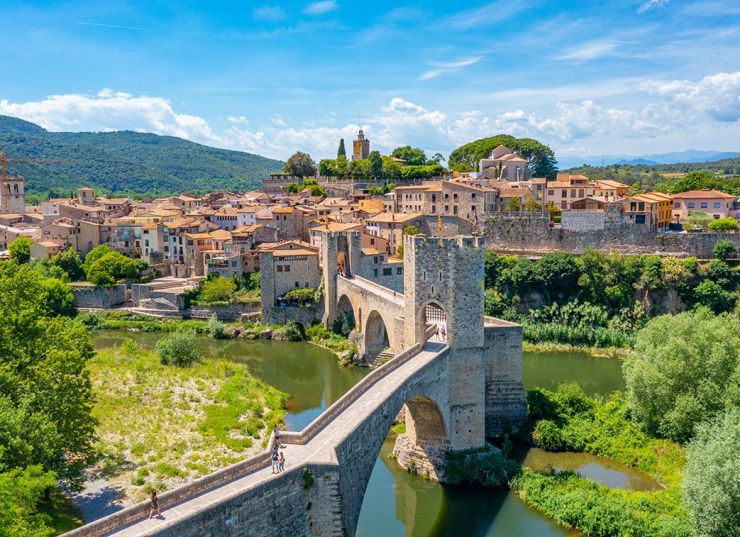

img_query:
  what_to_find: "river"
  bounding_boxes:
[94,332,628,536]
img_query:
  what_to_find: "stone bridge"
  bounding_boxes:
[65,235,527,537]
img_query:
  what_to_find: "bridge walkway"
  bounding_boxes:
[102,341,447,537]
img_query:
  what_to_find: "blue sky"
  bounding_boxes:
[1,0,739,162]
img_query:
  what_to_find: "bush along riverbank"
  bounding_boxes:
[78,310,357,364]
[511,384,690,536]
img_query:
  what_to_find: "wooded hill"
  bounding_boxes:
[0,115,283,198]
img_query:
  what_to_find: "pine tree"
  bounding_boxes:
[337,139,346,159]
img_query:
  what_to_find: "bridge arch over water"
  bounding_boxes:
[66,234,527,537]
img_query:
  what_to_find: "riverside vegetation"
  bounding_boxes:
[484,246,739,350]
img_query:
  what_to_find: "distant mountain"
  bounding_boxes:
[0,115,284,196]
[558,150,740,170]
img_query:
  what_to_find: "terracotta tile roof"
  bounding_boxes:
[366,212,422,223]
[273,248,319,257]
[671,189,736,199]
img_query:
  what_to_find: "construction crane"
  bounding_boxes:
[0,150,66,213]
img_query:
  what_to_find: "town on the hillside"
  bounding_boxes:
[0,130,738,320]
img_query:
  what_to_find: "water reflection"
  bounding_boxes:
[522,351,625,396]
[522,448,660,491]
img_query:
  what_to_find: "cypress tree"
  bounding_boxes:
[337,138,346,159]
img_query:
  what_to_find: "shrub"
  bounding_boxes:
[712,238,736,261]
[199,277,236,304]
[282,287,316,305]
[707,216,738,232]
[155,331,201,366]
[207,314,228,339]
[444,448,519,486]
[284,321,304,341]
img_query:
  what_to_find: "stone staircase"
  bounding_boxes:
[371,348,395,369]
[325,473,346,537]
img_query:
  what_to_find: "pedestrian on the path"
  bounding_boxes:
[278,451,285,472]
[148,490,160,519]
[273,425,281,446]
[271,449,279,474]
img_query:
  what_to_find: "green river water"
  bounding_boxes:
[94,333,640,537]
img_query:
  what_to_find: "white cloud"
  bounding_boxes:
[303,1,338,15]
[252,5,287,21]
[445,1,532,30]
[0,89,218,143]
[2,71,737,161]
[555,40,619,61]
[419,56,483,80]
[638,0,670,14]
[639,70,740,122]
[227,115,249,124]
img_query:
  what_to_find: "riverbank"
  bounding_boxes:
[523,341,631,359]
[511,385,689,536]
[78,311,357,363]
[83,340,287,513]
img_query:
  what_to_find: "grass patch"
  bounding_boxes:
[200,366,287,450]
[88,342,286,504]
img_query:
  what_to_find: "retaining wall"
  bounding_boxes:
[70,284,126,309]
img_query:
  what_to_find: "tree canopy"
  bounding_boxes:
[337,138,346,159]
[391,146,427,165]
[283,151,316,178]
[682,406,740,537]
[623,308,739,443]
[82,245,146,287]
[448,135,558,179]
[0,261,96,485]
[8,237,32,264]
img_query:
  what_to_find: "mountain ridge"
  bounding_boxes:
[0,115,284,196]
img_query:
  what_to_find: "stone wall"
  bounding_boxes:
[561,210,606,231]
[483,318,527,436]
[189,303,260,322]
[70,283,126,308]
[264,303,324,326]
[484,212,740,258]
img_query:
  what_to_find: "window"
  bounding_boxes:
[673,202,680,208]
[687,202,695,208]
[471,193,476,199]
[231,261,237,267]
[277,265,283,272]
[373,269,378,277]
[432,194,436,202]
[374,256,378,264]
[396,267,403,274]
[453,193,458,200]
[431,206,436,213]
[578,189,584,198]
[145,240,150,247]
[562,189,567,197]
[713,202,721,208]
[295,281,299,287]
[444,205,449,212]
[700,202,708,209]
[284,265,290,272]
[453,206,458,215]
[383,268,392,276]
[548,190,554,196]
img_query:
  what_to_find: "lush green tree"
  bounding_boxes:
[504,198,521,211]
[286,182,301,193]
[282,151,316,178]
[8,236,32,264]
[337,138,346,159]
[447,135,557,179]
[683,406,740,537]
[155,330,201,366]
[84,250,143,287]
[624,308,739,442]
[368,151,383,179]
[349,158,371,179]
[44,247,84,281]
[402,224,420,236]
[536,252,580,302]
[318,159,337,177]
[391,146,427,165]
[0,466,58,537]
[199,276,236,304]
[451,162,473,173]
[430,152,445,165]
[0,262,96,484]
[712,239,736,261]
[381,157,401,180]
[81,244,112,271]
[687,211,713,230]
[692,280,736,313]
[524,198,541,211]
[707,216,738,232]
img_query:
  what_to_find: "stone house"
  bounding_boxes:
[365,212,423,255]
[259,241,321,306]
[546,173,596,210]
[479,145,530,181]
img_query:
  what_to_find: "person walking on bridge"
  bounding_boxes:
[148,490,160,519]
[278,451,285,472]
[271,448,279,474]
